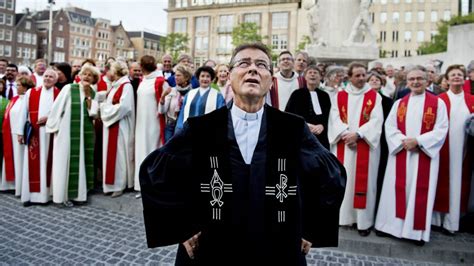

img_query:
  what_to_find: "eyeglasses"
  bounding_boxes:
[407,77,425,82]
[231,59,271,72]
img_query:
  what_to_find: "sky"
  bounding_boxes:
[16,0,169,34]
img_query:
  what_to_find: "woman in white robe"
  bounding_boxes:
[100,61,135,197]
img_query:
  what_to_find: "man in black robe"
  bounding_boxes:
[139,43,346,266]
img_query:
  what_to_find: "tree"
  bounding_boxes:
[296,35,311,52]
[161,33,190,62]
[231,22,265,46]
[418,13,474,55]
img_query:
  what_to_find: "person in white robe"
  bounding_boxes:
[100,61,135,197]
[266,52,301,110]
[18,69,59,205]
[432,65,474,234]
[322,66,345,104]
[134,55,165,192]
[375,66,448,244]
[45,65,100,206]
[328,62,383,236]
[0,77,34,196]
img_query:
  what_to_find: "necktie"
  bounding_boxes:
[7,83,12,100]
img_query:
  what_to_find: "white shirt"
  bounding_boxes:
[5,80,17,98]
[231,104,264,164]
[310,91,322,115]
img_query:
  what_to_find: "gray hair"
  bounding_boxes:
[79,64,101,84]
[110,61,129,78]
[325,65,345,81]
[406,65,428,80]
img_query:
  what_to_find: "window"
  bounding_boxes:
[393,12,399,23]
[243,13,261,26]
[6,0,13,10]
[391,50,398,58]
[5,14,13,26]
[173,18,188,33]
[17,32,22,43]
[392,31,399,42]
[0,0,4,8]
[22,48,30,59]
[381,0,387,4]
[405,12,412,23]
[405,0,412,2]
[175,0,188,8]
[56,37,64,48]
[5,30,11,41]
[195,16,209,32]
[417,12,424,22]
[32,35,37,45]
[0,29,3,40]
[25,21,31,30]
[431,11,438,22]
[272,12,288,29]
[271,34,288,50]
[218,35,232,51]
[194,36,209,50]
[443,10,451,21]
[430,31,437,41]
[393,0,400,3]
[4,45,11,57]
[417,0,424,2]
[54,52,65,62]
[0,13,4,24]
[24,33,31,44]
[0,45,3,56]
[379,31,387,42]
[31,49,36,58]
[59,25,63,31]
[404,31,411,42]
[404,50,411,57]
[380,12,387,24]
[219,15,234,32]
[417,31,425,42]
[16,47,21,58]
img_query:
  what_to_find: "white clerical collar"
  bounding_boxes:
[199,86,209,95]
[231,104,263,121]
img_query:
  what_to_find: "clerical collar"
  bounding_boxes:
[231,104,263,121]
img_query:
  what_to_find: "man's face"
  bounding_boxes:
[35,62,47,75]
[349,67,366,89]
[295,54,308,73]
[130,63,142,79]
[0,61,6,73]
[162,56,172,72]
[304,69,321,87]
[426,66,437,83]
[43,70,58,88]
[386,67,394,77]
[5,67,17,81]
[72,61,82,73]
[278,53,294,72]
[230,48,272,103]
[407,70,427,95]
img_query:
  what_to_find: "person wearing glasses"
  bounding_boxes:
[375,65,448,246]
[139,43,346,265]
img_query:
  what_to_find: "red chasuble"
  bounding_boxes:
[2,96,19,182]
[434,92,474,213]
[336,89,377,209]
[154,77,166,146]
[396,93,438,230]
[28,87,60,192]
[105,82,129,185]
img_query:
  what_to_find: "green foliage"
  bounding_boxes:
[161,33,190,62]
[296,35,311,52]
[418,13,474,55]
[231,22,264,46]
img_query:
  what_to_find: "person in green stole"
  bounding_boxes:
[46,65,100,207]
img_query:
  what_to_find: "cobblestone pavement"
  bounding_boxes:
[0,193,440,265]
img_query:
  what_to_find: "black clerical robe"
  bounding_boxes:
[139,105,346,266]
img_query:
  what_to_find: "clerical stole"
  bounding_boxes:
[396,93,437,230]
[105,82,129,185]
[154,77,166,146]
[2,96,19,182]
[68,84,95,198]
[28,87,60,192]
[0,97,8,169]
[434,92,474,213]
[336,89,377,209]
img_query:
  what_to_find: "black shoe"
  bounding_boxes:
[23,201,32,207]
[375,230,390,237]
[358,229,371,237]
[71,200,87,206]
[413,240,425,246]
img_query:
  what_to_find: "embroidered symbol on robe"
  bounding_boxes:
[276,174,288,203]
[200,156,232,220]
[210,170,224,207]
[423,107,435,130]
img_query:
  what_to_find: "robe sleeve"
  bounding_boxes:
[157,93,171,115]
[384,99,405,155]
[327,95,349,145]
[45,85,70,134]
[416,98,449,158]
[12,90,29,135]
[298,124,347,247]
[88,98,99,118]
[357,93,384,149]
[139,122,200,248]
[100,83,134,128]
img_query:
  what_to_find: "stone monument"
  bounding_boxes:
[304,0,379,64]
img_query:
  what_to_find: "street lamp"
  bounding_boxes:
[47,0,55,64]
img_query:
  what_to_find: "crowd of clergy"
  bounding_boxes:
[0,47,473,246]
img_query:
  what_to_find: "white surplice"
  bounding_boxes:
[134,71,163,191]
[100,76,135,193]
[19,87,55,203]
[0,96,26,196]
[375,92,448,242]
[328,83,383,230]
[45,84,99,203]
[432,90,472,232]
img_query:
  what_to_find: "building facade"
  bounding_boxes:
[128,31,164,61]
[111,22,135,61]
[0,0,16,62]
[33,9,69,64]
[93,17,112,67]
[66,7,95,64]
[14,11,37,66]
[370,0,459,58]
[167,0,302,65]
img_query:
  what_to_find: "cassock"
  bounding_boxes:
[328,84,383,230]
[19,86,59,203]
[134,71,165,191]
[45,84,99,203]
[100,76,135,193]
[375,92,448,242]
[432,90,474,232]
[0,95,25,195]
[175,87,225,132]
[139,105,346,266]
